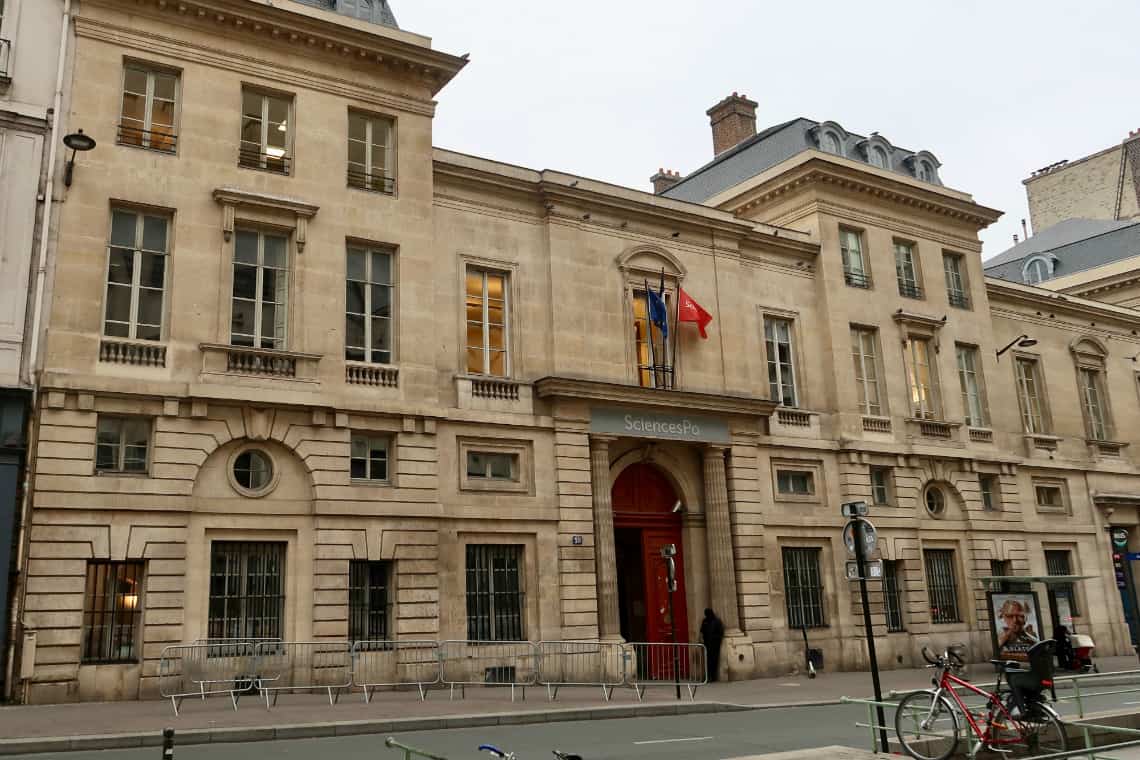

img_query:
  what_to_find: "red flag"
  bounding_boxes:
[677,287,713,339]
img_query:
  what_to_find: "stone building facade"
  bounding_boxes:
[8,0,1140,703]
[1025,132,1140,233]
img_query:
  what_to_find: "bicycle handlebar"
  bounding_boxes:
[921,647,939,665]
[479,746,507,758]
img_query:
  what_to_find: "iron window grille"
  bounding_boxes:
[1045,550,1078,616]
[844,270,872,288]
[943,253,969,309]
[840,229,870,289]
[239,89,292,174]
[345,245,394,364]
[104,208,169,342]
[208,541,286,641]
[894,242,923,299]
[118,64,178,153]
[95,416,150,473]
[347,112,395,194]
[924,549,961,624]
[465,544,525,641]
[348,560,391,642]
[351,434,390,482]
[82,561,145,663]
[979,474,998,511]
[782,547,825,629]
[883,560,905,632]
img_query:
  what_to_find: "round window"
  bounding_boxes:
[233,449,274,493]
[925,486,946,517]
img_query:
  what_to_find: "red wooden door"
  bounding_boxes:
[642,527,689,645]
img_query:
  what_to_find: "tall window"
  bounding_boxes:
[95,416,150,473]
[764,317,798,407]
[118,64,178,152]
[239,89,291,174]
[346,245,394,364]
[894,241,922,299]
[208,542,285,640]
[924,549,961,624]
[1078,367,1110,440]
[82,561,144,663]
[104,209,168,341]
[465,268,509,377]
[851,327,882,416]
[348,560,390,642]
[347,112,395,193]
[883,560,904,632]
[231,230,289,349]
[840,229,870,288]
[979,474,999,511]
[943,253,969,308]
[956,344,987,426]
[1045,550,1078,619]
[350,434,390,482]
[632,288,672,388]
[782,547,825,628]
[905,337,939,419]
[870,466,892,505]
[1014,357,1048,433]
[465,544,525,641]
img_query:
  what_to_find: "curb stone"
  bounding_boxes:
[0,700,756,755]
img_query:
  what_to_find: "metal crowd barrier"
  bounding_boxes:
[439,640,538,702]
[622,642,707,701]
[158,642,260,716]
[537,640,626,701]
[352,640,442,702]
[254,641,353,707]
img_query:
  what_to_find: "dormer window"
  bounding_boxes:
[1023,255,1054,285]
[869,146,889,169]
[918,161,934,182]
[822,131,843,156]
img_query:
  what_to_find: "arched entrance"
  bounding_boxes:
[612,462,689,645]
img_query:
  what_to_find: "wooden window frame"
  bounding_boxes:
[103,207,171,342]
[345,242,397,365]
[118,61,180,153]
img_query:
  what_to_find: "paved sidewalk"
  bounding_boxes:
[0,655,1134,755]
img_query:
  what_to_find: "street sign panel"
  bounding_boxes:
[1127,552,1140,562]
[846,559,884,581]
[843,519,877,557]
[841,500,869,518]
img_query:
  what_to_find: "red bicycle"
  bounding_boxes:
[894,643,1068,759]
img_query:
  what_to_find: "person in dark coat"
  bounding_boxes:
[700,608,725,682]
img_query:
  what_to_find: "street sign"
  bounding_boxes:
[843,519,877,557]
[1127,552,1140,562]
[841,500,869,518]
[846,559,884,581]
[1112,527,1130,550]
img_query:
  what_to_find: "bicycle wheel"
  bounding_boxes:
[1018,708,1068,757]
[895,690,961,760]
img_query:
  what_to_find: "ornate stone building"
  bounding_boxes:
[7,0,1139,703]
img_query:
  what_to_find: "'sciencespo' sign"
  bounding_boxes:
[589,407,730,443]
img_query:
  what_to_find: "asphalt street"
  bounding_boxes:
[3,688,1134,760]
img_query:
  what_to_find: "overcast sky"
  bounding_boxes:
[396,0,1139,260]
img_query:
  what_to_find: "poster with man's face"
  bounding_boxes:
[992,593,1041,662]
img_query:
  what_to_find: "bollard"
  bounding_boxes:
[162,727,174,760]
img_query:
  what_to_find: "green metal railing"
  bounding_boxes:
[841,667,1140,759]
[385,736,448,760]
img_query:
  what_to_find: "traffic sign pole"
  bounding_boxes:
[854,519,889,753]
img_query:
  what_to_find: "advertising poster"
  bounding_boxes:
[989,592,1042,662]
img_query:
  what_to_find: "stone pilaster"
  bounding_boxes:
[703,445,742,635]
[589,435,621,640]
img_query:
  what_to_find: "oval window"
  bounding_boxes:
[233,449,274,493]
[925,486,946,517]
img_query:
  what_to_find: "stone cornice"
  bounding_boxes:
[535,376,777,418]
[724,157,1003,230]
[1059,271,1140,298]
[81,0,467,96]
[985,277,1140,327]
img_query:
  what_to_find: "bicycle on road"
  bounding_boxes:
[479,746,582,760]
[894,641,1067,759]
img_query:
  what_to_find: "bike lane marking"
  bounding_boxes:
[633,737,714,745]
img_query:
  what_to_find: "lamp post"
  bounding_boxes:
[62,129,97,188]
[661,543,681,700]
[996,334,1037,359]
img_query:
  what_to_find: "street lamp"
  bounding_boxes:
[63,129,97,188]
[996,334,1037,359]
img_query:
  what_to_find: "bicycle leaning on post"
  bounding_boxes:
[894,641,1068,760]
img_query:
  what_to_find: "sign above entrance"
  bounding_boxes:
[590,408,730,444]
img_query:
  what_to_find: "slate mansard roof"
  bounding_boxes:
[292,0,399,29]
[984,218,1140,284]
[661,117,943,203]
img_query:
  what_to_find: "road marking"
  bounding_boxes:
[633,736,713,745]
[778,682,801,687]
[1124,700,1140,705]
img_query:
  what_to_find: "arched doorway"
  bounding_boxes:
[612,463,689,646]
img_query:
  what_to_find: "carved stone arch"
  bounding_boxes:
[191,436,316,512]
[609,445,702,515]
[913,457,967,518]
[616,244,687,282]
[1071,335,1109,362]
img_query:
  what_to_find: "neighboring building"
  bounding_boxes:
[8,0,1139,705]
[1024,131,1140,234]
[0,0,67,696]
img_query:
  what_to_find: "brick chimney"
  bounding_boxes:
[707,92,758,156]
[651,168,682,194]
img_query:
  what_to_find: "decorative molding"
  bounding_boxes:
[535,376,776,418]
[213,187,319,251]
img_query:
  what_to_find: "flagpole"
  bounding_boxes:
[671,284,680,390]
[644,279,657,388]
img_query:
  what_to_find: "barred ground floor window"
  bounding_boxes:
[349,559,391,642]
[465,544,525,641]
[924,548,961,624]
[883,560,905,632]
[82,561,145,663]
[208,541,285,640]
[782,547,825,628]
